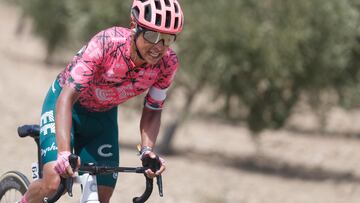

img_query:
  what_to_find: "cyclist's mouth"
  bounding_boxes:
[149,50,160,59]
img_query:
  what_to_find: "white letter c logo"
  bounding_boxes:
[98,144,113,157]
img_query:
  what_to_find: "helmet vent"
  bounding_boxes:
[144,4,152,22]
[164,0,171,7]
[140,0,148,2]
[174,17,179,29]
[155,0,162,10]
[131,6,140,19]
[174,3,179,13]
[156,14,162,26]
[165,10,171,28]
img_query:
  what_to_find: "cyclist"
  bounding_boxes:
[19,0,184,202]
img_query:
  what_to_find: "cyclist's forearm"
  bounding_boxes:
[55,86,79,152]
[139,107,162,148]
[56,97,73,152]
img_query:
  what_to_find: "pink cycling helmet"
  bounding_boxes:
[131,0,184,34]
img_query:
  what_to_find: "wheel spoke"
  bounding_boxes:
[0,188,22,203]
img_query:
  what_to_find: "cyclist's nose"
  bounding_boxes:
[153,40,167,49]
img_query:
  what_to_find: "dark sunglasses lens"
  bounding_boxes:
[143,31,159,43]
[143,30,176,45]
[164,35,176,46]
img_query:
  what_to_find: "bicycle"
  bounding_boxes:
[0,124,163,203]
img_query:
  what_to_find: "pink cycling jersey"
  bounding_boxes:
[57,26,179,112]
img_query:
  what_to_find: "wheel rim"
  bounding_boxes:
[0,171,30,203]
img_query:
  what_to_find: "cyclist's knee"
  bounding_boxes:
[98,186,114,203]
[42,177,61,194]
[24,163,60,202]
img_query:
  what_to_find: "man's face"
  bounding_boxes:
[136,32,169,65]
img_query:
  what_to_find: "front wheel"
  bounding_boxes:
[0,171,30,203]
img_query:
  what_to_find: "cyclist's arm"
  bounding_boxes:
[55,86,79,153]
[140,107,165,178]
[140,107,162,149]
[139,52,179,177]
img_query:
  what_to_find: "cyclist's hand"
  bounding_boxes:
[141,151,166,179]
[54,151,80,177]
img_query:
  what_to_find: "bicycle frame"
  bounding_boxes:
[74,173,99,203]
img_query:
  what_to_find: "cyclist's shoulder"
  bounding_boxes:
[91,26,131,44]
[161,48,179,67]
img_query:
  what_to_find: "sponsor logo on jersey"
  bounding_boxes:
[116,84,135,99]
[40,110,55,135]
[97,144,113,157]
[95,88,116,101]
[41,142,58,157]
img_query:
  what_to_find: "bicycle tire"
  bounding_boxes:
[0,171,30,203]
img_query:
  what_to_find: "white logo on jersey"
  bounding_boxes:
[40,110,55,135]
[95,88,114,101]
[98,144,113,157]
[116,84,135,99]
[41,142,58,157]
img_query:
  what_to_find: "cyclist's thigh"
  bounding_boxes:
[73,104,119,188]
[39,80,75,164]
[39,80,61,165]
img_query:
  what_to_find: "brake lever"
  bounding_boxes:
[156,175,163,197]
[66,178,74,197]
[140,152,165,198]
[66,154,78,197]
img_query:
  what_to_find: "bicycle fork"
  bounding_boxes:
[75,173,100,203]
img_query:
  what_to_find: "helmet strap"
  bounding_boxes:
[134,36,145,61]
[133,24,145,61]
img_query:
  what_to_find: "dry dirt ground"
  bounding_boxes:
[1,2,360,203]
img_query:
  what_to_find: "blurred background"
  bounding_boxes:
[1,0,360,202]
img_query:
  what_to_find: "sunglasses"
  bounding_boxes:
[136,26,177,46]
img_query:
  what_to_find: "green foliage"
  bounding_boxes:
[179,0,360,132]
[67,0,131,42]
[17,0,131,60]
[19,0,70,59]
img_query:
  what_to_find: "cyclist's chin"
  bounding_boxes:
[144,53,163,64]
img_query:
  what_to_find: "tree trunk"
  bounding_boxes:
[15,12,26,35]
[157,88,197,154]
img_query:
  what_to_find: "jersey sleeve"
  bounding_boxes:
[144,51,179,110]
[65,31,106,92]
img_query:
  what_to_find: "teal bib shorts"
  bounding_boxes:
[39,80,119,187]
